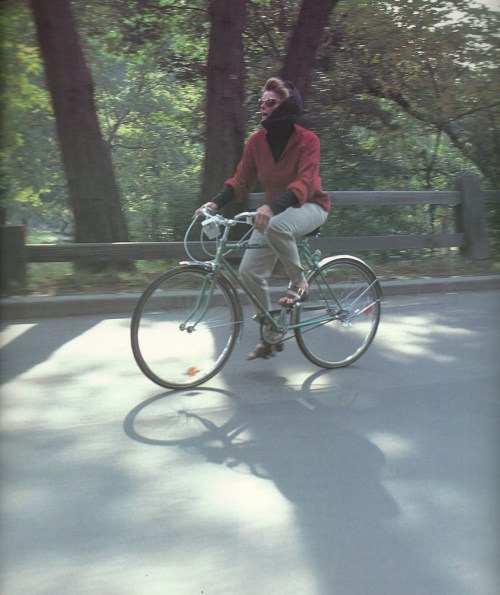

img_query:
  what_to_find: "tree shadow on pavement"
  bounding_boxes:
[0,316,102,385]
[123,369,455,595]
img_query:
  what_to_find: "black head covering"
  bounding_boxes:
[283,81,303,116]
[262,81,303,162]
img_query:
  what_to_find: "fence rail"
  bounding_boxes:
[1,174,499,288]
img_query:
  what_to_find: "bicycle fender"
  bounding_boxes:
[178,260,214,271]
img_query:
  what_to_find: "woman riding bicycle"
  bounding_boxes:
[198,77,331,360]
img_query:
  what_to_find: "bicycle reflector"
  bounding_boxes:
[186,366,201,377]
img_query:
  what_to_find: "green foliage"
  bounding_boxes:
[1,2,66,227]
[1,0,498,248]
[89,48,204,239]
[79,0,209,240]
[311,0,500,188]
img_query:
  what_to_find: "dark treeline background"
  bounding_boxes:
[2,0,499,246]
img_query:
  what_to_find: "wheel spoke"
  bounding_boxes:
[131,267,240,388]
[296,259,381,368]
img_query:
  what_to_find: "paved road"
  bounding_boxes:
[1,290,499,595]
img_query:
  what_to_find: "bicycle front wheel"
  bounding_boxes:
[295,257,381,368]
[131,266,242,388]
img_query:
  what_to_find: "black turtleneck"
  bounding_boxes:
[213,84,304,214]
[262,97,300,163]
[264,118,295,163]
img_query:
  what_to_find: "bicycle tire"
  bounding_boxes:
[131,265,242,388]
[295,257,381,368]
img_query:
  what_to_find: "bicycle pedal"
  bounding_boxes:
[252,313,266,324]
[275,342,284,353]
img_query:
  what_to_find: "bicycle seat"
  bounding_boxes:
[302,226,322,237]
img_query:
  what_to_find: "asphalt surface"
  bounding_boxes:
[1,287,499,594]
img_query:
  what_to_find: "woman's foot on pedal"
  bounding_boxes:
[246,340,275,361]
[278,282,309,307]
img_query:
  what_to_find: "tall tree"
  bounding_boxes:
[29,0,130,247]
[201,0,341,200]
[329,0,500,187]
[280,0,341,97]
[201,0,246,200]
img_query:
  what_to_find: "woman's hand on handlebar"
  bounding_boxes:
[193,202,218,219]
[254,204,273,232]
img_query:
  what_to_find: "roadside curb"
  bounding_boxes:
[381,274,500,296]
[1,275,499,321]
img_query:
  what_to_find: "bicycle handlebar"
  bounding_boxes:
[233,211,257,224]
[183,207,257,260]
[200,207,255,225]
[199,207,256,228]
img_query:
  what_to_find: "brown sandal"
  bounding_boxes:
[278,283,309,307]
[246,340,274,361]
[246,340,284,361]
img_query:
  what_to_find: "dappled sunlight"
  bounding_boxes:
[135,318,224,386]
[3,397,317,595]
[377,312,477,362]
[51,318,133,363]
[3,483,54,520]
[368,431,417,460]
[194,464,301,535]
[0,322,37,348]
[383,478,496,595]
[1,317,150,432]
[386,480,471,531]
[2,291,498,594]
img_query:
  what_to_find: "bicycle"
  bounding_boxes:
[131,208,382,389]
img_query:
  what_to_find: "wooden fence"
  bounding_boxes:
[1,174,499,288]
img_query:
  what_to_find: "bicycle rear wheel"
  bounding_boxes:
[295,257,381,368]
[131,266,241,388]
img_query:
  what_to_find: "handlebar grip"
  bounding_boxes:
[201,205,215,216]
[234,211,256,221]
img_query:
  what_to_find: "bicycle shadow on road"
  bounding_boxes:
[122,370,454,594]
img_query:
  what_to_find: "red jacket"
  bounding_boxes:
[225,124,330,212]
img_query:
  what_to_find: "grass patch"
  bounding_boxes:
[27,229,72,244]
[21,260,178,297]
[6,250,496,297]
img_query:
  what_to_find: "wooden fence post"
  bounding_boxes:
[1,225,27,291]
[456,174,490,261]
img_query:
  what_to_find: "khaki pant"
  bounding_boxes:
[239,203,328,311]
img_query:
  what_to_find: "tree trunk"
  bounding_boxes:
[29,0,130,250]
[280,0,341,98]
[201,0,246,202]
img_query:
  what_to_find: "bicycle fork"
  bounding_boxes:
[179,273,217,333]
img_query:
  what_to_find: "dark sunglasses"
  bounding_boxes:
[259,98,280,108]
